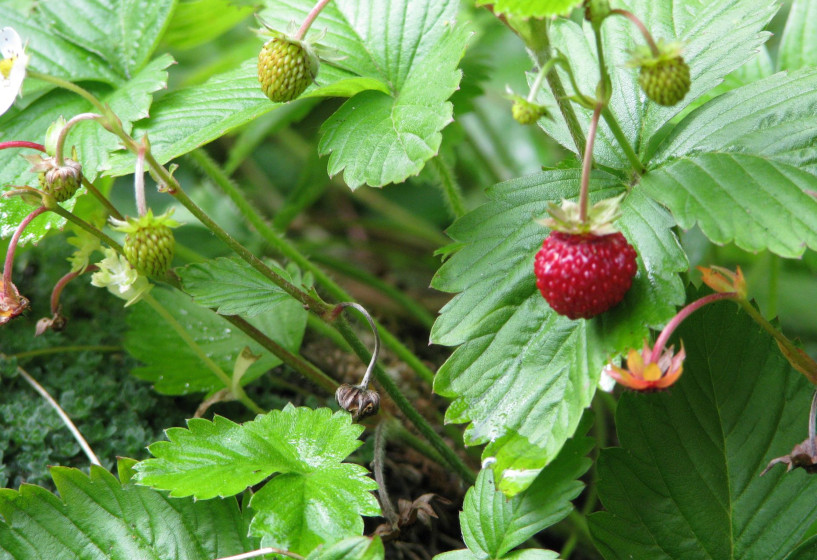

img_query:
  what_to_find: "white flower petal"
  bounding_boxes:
[0,27,24,58]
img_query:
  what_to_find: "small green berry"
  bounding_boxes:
[111,210,180,277]
[584,0,611,27]
[512,97,548,125]
[257,36,318,103]
[27,155,83,203]
[630,41,691,106]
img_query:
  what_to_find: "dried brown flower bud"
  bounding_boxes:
[27,155,83,203]
[336,383,380,420]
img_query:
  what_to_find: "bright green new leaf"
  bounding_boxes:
[778,0,817,71]
[306,536,385,560]
[256,0,470,189]
[126,287,305,394]
[178,256,308,318]
[639,153,817,258]
[589,297,817,559]
[538,0,776,169]
[431,169,686,495]
[452,418,591,559]
[162,0,255,50]
[135,406,379,555]
[475,0,583,18]
[0,464,256,559]
[649,69,817,174]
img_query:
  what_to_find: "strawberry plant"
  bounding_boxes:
[1,0,817,559]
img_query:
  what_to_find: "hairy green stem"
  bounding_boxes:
[48,204,122,253]
[189,148,437,386]
[610,9,659,55]
[430,157,466,220]
[601,107,645,175]
[334,317,476,485]
[579,103,603,222]
[294,0,333,41]
[27,71,107,113]
[224,315,338,394]
[82,176,124,220]
[310,253,436,329]
[142,292,264,414]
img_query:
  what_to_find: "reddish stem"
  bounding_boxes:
[610,9,660,56]
[579,102,603,223]
[294,0,333,40]
[50,265,98,314]
[0,141,45,152]
[650,292,737,362]
[3,207,47,299]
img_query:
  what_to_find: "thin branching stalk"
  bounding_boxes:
[3,206,46,296]
[431,156,466,220]
[48,204,123,253]
[374,421,399,527]
[55,113,101,166]
[11,346,121,360]
[81,176,124,220]
[212,548,304,560]
[294,0,333,40]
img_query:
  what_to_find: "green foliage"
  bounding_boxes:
[0,463,256,559]
[431,170,686,494]
[0,237,189,490]
[306,536,385,560]
[474,0,583,18]
[135,405,380,555]
[589,297,817,559]
[441,416,592,559]
[179,256,312,317]
[0,0,174,245]
[125,286,306,394]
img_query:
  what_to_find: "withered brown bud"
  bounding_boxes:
[0,279,29,326]
[336,383,380,421]
[761,439,817,475]
[35,313,68,336]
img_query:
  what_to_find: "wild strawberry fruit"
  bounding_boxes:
[111,210,180,277]
[257,35,318,103]
[584,0,611,27]
[511,96,549,125]
[534,196,637,320]
[630,41,690,106]
[26,155,83,203]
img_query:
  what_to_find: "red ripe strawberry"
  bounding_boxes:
[535,231,637,319]
[533,196,638,319]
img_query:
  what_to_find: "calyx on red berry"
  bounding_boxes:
[533,196,638,320]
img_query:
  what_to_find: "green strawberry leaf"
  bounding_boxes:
[125,287,306,394]
[431,169,686,496]
[649,69,817,174]
[475,0,583,18]
[178,256,309,318]
[135,406,380,555]
[454,417,592,558]
[538,0,776,169]
[38,0,174,80]
[256,0,471,189]
[778,0,817,71]
[0,463,256,559]
[162,0,255,51]
[306,536,385,560]
[786,535,817,560]
[589,295,817,559]
[639,153,817,258]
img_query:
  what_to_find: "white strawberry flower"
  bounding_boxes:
[90,248,153,306]
[0,27,28,116]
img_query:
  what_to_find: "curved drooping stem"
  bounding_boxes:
[55,112,101,166]
[3,206,47,298]
[579,102,603,222]
[610,9,659,56]
[294,0,333,40]
[335,302,380,389]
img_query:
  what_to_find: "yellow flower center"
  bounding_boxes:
[0,57,14,79]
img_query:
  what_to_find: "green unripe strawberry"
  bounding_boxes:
[584,0,611,27]
[511,96,548,125]
[111,210,180,277]
[630,41,691,106]
[257,36,318,103]
[26,155,83,203]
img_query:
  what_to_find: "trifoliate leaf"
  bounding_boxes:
[431,169,686,496]
[135,406,380,556]
[0,463,256,559]
[589,296,817,559]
